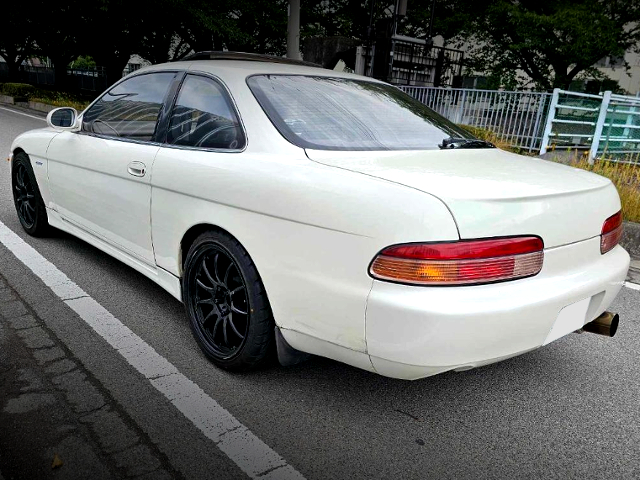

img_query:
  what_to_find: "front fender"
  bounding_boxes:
[11,128,60,209]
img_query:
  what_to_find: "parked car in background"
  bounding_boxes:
[10,52,629,379]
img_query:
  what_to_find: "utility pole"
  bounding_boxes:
[287,0,302,60]
[388,0,407,82]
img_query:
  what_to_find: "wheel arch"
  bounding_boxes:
[179,223,246,276]
[12,146,27,158]
[11,148,28,170]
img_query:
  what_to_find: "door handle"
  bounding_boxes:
[127,161,146,177]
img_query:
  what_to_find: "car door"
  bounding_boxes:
[151,73,247,273]
[47,71,180,266]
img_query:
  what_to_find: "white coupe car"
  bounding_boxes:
[10,52,629,380]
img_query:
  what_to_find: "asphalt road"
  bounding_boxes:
[1,105,640,480]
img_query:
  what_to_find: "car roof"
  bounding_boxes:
[182,51,321,68]
[137,57,386,84]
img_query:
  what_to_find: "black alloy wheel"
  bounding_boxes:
[194,245,249,356]
[12,152,49,236]
[183,231,274,370]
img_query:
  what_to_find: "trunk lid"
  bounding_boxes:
[306,148,620,248]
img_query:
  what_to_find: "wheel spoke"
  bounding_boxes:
[223,263,234,285]
[213,253,222,284]
[201,262,218,288]
[212,315,223,338]
[230,304,247,315]
[16,167,25,187]
[25,202,35,212]
[196,279,215,292]
[200,308,217,328]
[222,317,229,345]
[229,285,244,296]
[23,206,33,224]
[227,313,244,339]
[196,297,215,306]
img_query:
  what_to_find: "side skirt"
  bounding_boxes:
[47,208,182,302]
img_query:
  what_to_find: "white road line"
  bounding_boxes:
[0,220,305,480]
[624,281,640,291]
[0,106,47,121]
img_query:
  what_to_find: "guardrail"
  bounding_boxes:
[402,85,640,162]
[400,86,551,152]
[540,88,640,163]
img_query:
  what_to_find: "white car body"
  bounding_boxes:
[10,59,630,379]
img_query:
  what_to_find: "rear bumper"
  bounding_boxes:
[365,238,630,380]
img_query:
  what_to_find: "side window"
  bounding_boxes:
[167,75,245,150]
[82,72,176,141]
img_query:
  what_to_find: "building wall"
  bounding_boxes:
[597,51,640,95]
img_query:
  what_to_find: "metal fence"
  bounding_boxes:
[0,64,109,92]
[400,86,552,152]
[540,88,640,163]
[19,65,55,86]
[66,67,109,92]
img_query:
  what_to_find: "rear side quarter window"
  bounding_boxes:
[166,74,245,150]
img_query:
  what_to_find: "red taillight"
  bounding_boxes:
[370,237,544,286]
[601,211,623,254]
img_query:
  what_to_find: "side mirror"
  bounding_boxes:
[46,107,79,131]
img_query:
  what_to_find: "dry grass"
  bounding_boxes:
[562,151,640,223]
[458,125,526,154]
[31,96,90,112]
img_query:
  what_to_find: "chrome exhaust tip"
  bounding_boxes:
[581,311,619,337]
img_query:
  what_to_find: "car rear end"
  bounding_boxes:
[245,71,630,380]
[365,231,628,379]
[302,151,626,379]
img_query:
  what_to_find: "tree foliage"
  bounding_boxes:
[451,0,640,90]
[0,3,37,81]
[1,0,639,92]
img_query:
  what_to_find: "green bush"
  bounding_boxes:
[29,89,90,111]
[0,82,90,110]
[0,83,36,99]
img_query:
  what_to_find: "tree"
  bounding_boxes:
[225,0,289,54]
[0,4,37,81]
[30,0,87,87]
[450,0,640,90]
[81,0,151,84]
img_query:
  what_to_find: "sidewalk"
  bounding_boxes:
[0,274,176,480]
[627,260,640,284]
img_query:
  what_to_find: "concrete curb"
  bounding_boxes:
[621,221,640,260]
[28,101,56,114]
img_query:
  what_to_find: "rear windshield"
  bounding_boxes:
[246,75,474,151]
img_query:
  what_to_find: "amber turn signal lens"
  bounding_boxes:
[370,237,544,286]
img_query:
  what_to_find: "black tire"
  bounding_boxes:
[182,230,274,371]
[11,152,49,236]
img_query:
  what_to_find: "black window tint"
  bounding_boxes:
[247,75,474,151]
[83,72,176,140]
[167,75,245,150]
